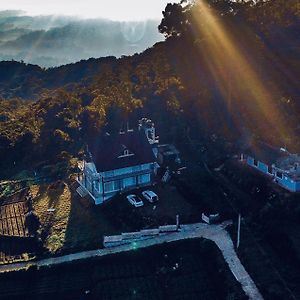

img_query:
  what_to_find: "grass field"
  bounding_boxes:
[30,178,198,255]
[31,181,72,253]
[30,180,120,254]
[0,239,247,300]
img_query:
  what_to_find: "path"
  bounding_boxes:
[0,222,263,300]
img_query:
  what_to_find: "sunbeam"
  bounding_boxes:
[190,0,294,144]
[23,15,57,64]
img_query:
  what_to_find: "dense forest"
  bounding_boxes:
[0,0,299,178]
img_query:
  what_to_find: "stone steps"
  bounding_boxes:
[76,186,88,198]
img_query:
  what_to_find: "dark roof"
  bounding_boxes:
[244,142,290,165]
[88,130,156,172]
[158,144,179,155]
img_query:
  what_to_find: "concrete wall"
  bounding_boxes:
[103,225,178,248]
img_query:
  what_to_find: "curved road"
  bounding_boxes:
[0,222,263,300]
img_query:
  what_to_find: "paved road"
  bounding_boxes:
[0,222,263,300]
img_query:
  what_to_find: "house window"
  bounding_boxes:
[268,165,272,174]
[104,182,114,193]
[95,180,102,192]
[123,177,136,188]
[276,171,283,179]
[118,148,134,158]
[138,174,151,184]
[114,180,121,191]
[254,159,258,167]
[86,177,92,190]
[141,164,150,170]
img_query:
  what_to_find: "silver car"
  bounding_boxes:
[126,194,144,207]
[142,190,159,203]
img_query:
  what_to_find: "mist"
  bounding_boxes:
[0,10,164,67]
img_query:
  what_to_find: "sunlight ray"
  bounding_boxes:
[191,0,293,144]
[23,15,57,64]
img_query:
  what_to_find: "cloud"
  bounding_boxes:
[0,0,179,21]
[0,11,164,67]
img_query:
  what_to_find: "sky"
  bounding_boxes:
[0,0,180,21]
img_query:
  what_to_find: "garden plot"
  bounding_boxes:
[0,202,28,237]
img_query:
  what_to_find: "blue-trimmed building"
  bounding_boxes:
[240,142,300,192]
[77,119,159,205]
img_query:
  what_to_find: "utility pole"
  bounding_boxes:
[176,214,180,230]
[237,213,241,249]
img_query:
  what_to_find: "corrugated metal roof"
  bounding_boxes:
[244,142,290,165]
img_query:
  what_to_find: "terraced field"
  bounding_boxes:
[0,202,28,237]
[0,187,38,264]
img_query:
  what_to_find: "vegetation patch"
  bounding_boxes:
[0,239,246,300]
[31,181,71,254]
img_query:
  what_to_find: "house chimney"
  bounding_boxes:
[138,118,158,145]
[126,121,134,132]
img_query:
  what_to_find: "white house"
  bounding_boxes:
[76,118,159,204]
[240,142,300,192]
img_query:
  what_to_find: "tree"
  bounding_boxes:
[158,2,191,37]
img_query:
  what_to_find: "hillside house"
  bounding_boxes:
[240,142,300,192]
[76,119,160,204]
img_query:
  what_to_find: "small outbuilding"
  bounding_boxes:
[240,141,300,192]
[157,144,181,165]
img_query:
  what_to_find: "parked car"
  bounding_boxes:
[126,194,144,207]
[142,190,159,203]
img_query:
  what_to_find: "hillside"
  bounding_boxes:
[0,0,299,179]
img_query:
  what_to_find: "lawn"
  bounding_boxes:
[31,180,120,254]
[30,178,197,256]
[31,181,72,254]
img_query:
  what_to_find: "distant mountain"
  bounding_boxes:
[0,56,119,98]
[0,11,163,67]
[0,10,25,18]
